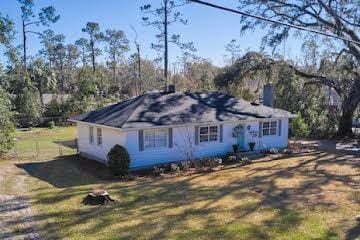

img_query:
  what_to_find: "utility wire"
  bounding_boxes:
[189,0,360,45]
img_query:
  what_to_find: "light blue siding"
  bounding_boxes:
[77,118,289,169]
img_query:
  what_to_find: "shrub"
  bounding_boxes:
[209,158,222,168]
[152,166,165,176]
[179,161,190,171]
[169,163,180,172]
[191,159,206,171]
[290,112,310,138]
[190,159,200,169]
[269,148,279,154]
[107,144,131,176]
[224,155,237,164]
[47,120,55,129]
[240,157,251,165]
[280,148,293,154]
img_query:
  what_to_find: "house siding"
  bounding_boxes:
[76,118,289,169]
[77,123,126,163]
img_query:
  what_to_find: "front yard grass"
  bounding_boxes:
[1,127,360,239]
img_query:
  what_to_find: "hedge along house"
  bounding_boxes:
[70,84,296,169]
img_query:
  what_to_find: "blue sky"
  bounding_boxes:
[0,0,302,67]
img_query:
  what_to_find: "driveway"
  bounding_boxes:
[290,139,360,154]
[0,161,41,240]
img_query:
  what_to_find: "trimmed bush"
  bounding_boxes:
[107,144,130,176]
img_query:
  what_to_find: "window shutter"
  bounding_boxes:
[195,126,199,145]
[258,121,263,138]
[139,130,144,151]
[219,124,223,142]
[168,128,173,148]
[278,120,282,136]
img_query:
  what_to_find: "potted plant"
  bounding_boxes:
[249,142,256,151]
[232,144,239,153]
[248,129,258,151]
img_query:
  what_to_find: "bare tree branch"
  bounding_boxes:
[288,64,343,95]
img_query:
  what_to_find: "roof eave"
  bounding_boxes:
[68,119,124,131]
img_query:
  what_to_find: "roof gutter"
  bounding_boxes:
[68,119,125,132]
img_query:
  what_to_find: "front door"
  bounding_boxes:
[235,125,245,150]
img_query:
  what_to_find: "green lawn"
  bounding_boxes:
[16,126,77,141]
[1,127,360,239]
[10,126,77,159]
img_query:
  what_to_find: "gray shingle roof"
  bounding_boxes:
[71,92,295,129]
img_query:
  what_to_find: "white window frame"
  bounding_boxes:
[97,128,102,146]
[144,129,168,149]
[89,126,94,144]
[199,125,218,143]
[262,121,277,136]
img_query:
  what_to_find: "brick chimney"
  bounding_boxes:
[263,82,273,107]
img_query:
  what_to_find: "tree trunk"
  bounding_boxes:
[113,59,116,85]
[90,38,96,73]
[82,190,115,205]
[137,44,141,95]
[39,80,44,106]
[82,47,86,67]
[164,0,168,87]
[22,20,27,70]
[338,79,360,136]
[60,60,65,101]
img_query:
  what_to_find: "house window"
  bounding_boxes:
[144,129,167,149]
[263,121,277,136]
[199,126,218,143]
[89,127,94,144]
[97,128,102,146]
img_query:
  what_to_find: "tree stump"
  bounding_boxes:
[82,189,115,205]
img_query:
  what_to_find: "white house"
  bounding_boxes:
[70,84,295,169]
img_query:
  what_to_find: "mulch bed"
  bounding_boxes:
[76,145,316,182]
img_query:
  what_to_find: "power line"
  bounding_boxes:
[189,0,360,46]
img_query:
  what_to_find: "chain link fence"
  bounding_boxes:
[4,138,78,161]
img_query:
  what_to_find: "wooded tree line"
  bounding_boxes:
[0,0,359,154]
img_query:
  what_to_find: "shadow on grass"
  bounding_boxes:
[16,155,114,188]
[11,151,360,239]
[53,140,77,149]
[346,222,360,240]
